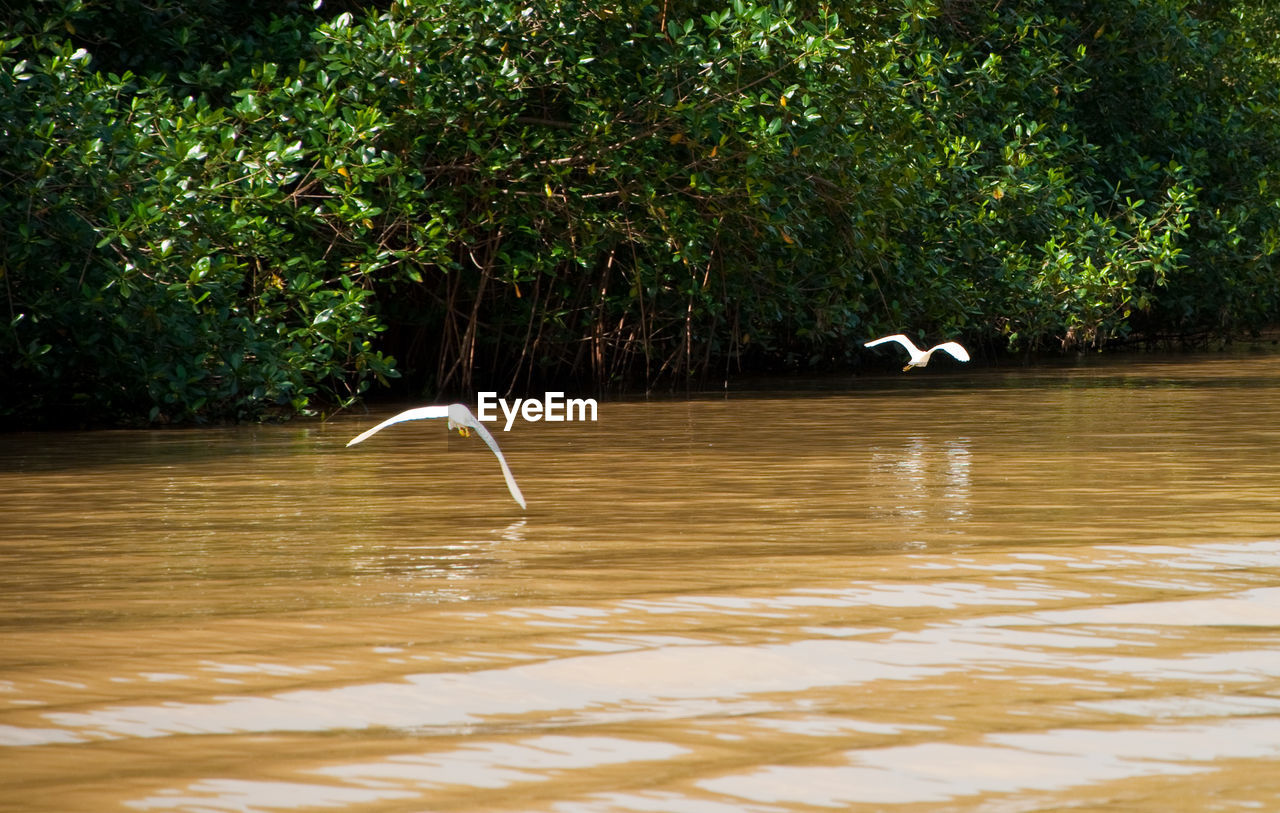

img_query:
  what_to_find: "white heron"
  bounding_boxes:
[346,404,526,509]
[864,334,970,371]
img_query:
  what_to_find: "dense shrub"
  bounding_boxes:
[2,0,1277,425]
[1,2,396,424]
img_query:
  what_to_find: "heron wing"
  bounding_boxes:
[345,405,450,447]
[864,334,921,356]
[452,406,527,509]
[934,342,970,362]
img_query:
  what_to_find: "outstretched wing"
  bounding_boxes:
[346,405,450,447]
[933,342,970,362]
[864,334,920,357]
[450,405,527,509]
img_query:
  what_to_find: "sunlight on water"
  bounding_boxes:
[696,718,1280,806]
[3,352,1280,811]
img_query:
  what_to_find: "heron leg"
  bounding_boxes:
[457,427,471,438]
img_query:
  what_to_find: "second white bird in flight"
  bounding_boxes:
[865,334,970,371]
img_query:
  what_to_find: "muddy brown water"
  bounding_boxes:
[3,351,1280,811]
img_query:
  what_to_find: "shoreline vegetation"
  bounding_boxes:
[3,0,1278,427]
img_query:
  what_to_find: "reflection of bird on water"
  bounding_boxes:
[864,334,970,371]
[347,404,526,509]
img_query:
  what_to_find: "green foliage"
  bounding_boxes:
[1,4,396,424]
[873,0,1277,349]
[2,0,1278,425]
[305,0,909,386]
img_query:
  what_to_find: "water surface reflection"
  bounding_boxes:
[3,352,1280,811]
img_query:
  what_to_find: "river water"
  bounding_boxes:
[3,351,1280,811]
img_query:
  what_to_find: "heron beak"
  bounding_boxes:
[902,363,913,372]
